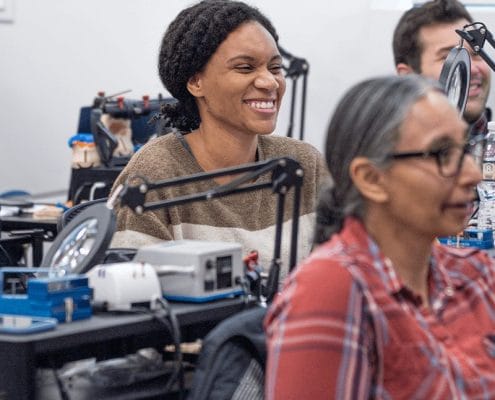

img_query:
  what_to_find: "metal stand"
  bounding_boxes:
[280,47,309,141]
[457,22,495,72]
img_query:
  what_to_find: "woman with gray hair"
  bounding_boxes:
[265,74,495,399]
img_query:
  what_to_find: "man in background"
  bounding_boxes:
[393,0,491,136]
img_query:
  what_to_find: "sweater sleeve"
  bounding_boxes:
[109,144,175,244]
[114,197,173,241]
[264,258,375,400]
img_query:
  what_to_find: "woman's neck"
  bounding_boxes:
[185,125,259,184]
[364,211,433,306]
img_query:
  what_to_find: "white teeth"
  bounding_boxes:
[248,101,274,109]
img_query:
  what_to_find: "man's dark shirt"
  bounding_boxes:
[469,108,491,138]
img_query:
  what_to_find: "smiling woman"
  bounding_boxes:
[109,0,328,279]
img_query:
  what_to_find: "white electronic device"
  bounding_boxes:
[86,262,162,310]
[133,240,244,302]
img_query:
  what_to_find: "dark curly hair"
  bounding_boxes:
[157,0,279,132]
[393,0,472,73]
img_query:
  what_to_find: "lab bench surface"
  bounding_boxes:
[0,297,253,400]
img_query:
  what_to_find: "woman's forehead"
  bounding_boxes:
[397,91,467,148]
[218,22,276,54]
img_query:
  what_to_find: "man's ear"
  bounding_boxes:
[187,74,203,97]
[349,157,389,203]
[396,63,414,76]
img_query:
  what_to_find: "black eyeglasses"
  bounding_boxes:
[388,135,486,178]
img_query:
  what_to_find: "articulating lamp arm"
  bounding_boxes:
[456,22,495,72]
[114,157,304,301]
[279,47,309,79]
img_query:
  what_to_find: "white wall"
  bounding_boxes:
[1,1,494,195]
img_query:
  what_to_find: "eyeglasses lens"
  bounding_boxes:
[439,147,463,177]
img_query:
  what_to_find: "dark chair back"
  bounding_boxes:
[188,306,267,400]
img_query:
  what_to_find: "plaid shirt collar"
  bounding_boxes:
[338,217,469,307]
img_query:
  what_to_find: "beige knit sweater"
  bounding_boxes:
[110,133,328,280]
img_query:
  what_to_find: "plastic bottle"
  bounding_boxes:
[482,121,495,180]
[478,121,495,233]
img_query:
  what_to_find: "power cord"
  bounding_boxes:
[72,183,93,206]
[50,299,185,400]
[106,299,185,398]
[0,243,15,266]
[50,359,71,400]
[152,295,185,399]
